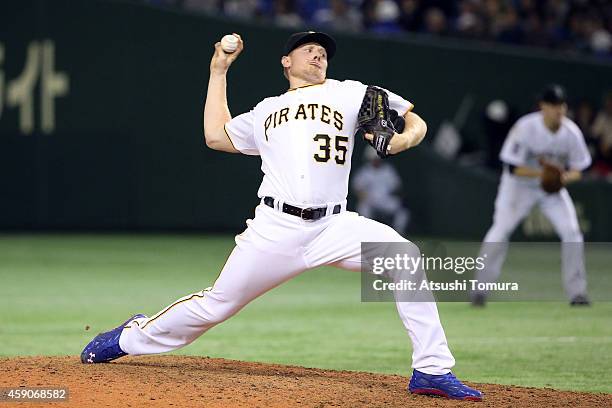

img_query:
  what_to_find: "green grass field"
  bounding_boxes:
[1,234,611,393]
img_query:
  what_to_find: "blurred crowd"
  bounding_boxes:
[480,91,612,181]
[140,0,611,179]
[145,0,612,57]
[575,92,612,179]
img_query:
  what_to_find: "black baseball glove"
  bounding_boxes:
[356,86,404,158]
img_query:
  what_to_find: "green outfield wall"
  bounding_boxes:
[1,0,611,239]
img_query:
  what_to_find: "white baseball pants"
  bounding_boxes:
[476,174,587,299]
[120,204,455,375]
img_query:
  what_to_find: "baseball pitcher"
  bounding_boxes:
[82,31,482,401]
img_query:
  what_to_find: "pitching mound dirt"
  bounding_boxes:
[1,356,610,407]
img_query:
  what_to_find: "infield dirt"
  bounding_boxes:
[1,356,610,407]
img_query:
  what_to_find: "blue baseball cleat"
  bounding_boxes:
[409,369,483,401]
[81,314,146,364]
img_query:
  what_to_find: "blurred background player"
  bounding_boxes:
[352,147,410,235]
[473,84,592,307]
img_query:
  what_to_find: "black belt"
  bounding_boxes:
[263,196,341,221]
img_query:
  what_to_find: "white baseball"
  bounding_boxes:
[221,34,238,53]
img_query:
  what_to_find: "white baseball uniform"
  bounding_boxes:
[476,111,592,300]
[353,160,410,234]
[119,79,455,374]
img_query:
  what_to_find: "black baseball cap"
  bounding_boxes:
[540,84,567,105]
[284,31,336,60]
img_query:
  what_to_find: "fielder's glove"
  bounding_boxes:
[356,86,404,158]
[539,159,564,193]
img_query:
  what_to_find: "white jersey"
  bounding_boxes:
[224,79,413,206]
[499,111,591,185]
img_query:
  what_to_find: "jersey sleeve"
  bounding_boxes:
[224,110,260,156]
[345,80,414,116]
[499,121,528,166]
[382,87,414,116]
[568,127,592,171]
